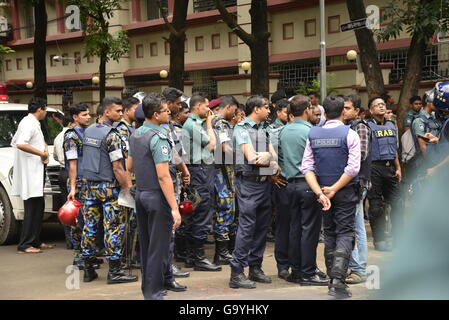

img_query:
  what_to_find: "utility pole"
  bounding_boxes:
[320,0,326,100]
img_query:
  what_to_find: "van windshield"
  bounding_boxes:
[0,111,64,148]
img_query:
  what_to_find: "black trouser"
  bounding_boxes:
[367,162,402,243]
[184,164,216,242]
[275,179,321,277]
[17,197,45,251]
[230,176,272,273]
[135,190,172,300]
[323,184,358,252]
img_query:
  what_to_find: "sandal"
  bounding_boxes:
[17,247,42,254]
[38,243,55,250]
[346,272,367,284]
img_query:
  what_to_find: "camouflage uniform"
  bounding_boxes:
[212,116,235,242]
[81,120,126,261]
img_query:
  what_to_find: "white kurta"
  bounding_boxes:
[10,114,46,200]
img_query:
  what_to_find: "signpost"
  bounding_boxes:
[340,18,367,32]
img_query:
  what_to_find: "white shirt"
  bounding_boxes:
[10,114,46,200]
[53,127,69,167]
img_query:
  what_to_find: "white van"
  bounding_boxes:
[0,103,65,245]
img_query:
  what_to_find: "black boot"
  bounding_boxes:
[324,247,334,278]
[83,257,98,283]
[328,247,352,299]
[192,239,222,271]
[184,238,194,268]
[107,259,139,284]
[73,258,100,270]
[229,271,256,289]
[248,265,272,283]
[174,235,188,263]
[214,240,233,265]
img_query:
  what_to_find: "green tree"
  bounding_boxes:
[296,74,338,97]
[68,0,130,102]
[377,0,449,133]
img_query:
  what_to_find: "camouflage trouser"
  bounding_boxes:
[213,166,235,242]
[68,179,87,258]
[81,181,126,261]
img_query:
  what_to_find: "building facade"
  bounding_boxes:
[0,0,448,112]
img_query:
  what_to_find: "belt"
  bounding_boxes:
[373,160,394,167]
[237,174,268,183]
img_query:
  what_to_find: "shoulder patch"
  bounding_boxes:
[161,145,169,155]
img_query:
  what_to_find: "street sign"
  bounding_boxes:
[340,18,367,32]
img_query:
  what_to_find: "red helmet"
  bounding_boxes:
[179,201,194,216]
[58,200,82,226]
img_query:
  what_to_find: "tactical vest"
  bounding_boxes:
[350,119,372,182]
[82,124,118,182]
[64,127,85,178]
[309,125,351,186]
[234,123,270,176]
[166,122,179,182]
[129,129,161,192]
[367,119,397,161]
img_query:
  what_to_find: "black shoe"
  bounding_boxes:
[299,274,329,286]
[328,279,352,299]
[249,266,272,283]
[192,239,222,272]
[229,271,256,289]
[83,258,99,283]
[161,290,168,296]
[278,269,290,280]
[316,267,328,280]
[374,241,392,252]
[286,272,302,284]
[165,280,187,292]
[213,240,233,265]
[172,264,190,278]
[107,259,139,284]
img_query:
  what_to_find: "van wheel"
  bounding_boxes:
[0,186,19,245]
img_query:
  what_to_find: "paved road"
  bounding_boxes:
[0,222,391,300]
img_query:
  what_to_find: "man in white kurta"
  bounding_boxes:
[11,97,50,253]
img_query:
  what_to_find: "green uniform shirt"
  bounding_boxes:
[278,119,312,179]
[404,109,420,128]
[182,113,213,164]
[129,121,172,164]
[412,109,432,138]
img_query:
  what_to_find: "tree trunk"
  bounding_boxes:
[249,0,269,97]
[346,0,385,97]
[99,51,106,103]
[168,0,189,91]
[33,0,47,100]
[396,35,427,134]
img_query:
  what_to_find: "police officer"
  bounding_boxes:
[366,96,402,252]
[81,97,137,284]
[64,103,102,270]
[403,96,423,132]
[275,95,328,286]
[211,96,238,265]
[182,94,221,271]
[128,93,182,300]
[229,95,279,289]
[301,96,361,298]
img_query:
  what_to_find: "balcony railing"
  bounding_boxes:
[193,0,236,13]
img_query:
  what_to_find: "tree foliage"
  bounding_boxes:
[296,74,338,96]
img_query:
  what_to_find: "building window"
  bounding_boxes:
[195,36,204,51]
[164,41,170,55]
[21,3,35,38]
[144,0,167,20]
[328,15,340,34]
[228,32,238,47]
[5,59,11,71]
[87,55,94,63]
[27,57,34,69]
[136,44,144,58]
[74,52,81,64]
[62,53,69,66]
[50,55,57,67]
[212,34,220,49]
[150,42,158,56]
[305,19,316,37]
[283,23,294,40]
[16,58,22,70]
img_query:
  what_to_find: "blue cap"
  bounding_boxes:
[135,104,145,120]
